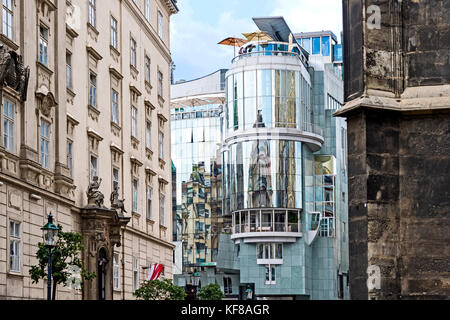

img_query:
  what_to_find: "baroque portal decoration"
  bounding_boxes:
[0,45,30,101]
[87,176,105,207]
[110,185,127,215]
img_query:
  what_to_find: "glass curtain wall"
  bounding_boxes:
[225,69,311,133]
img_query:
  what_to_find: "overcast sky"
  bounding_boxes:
[170,0,343,82]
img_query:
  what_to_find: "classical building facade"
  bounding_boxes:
[339,0,450,300]
[0,0,178,300]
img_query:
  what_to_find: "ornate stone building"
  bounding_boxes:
[0,0,178,300]
[339,0,450,299]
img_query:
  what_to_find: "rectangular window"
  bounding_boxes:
[145,0,151,22]
[40,119,50,169]
[90,154,98,182]
[9,221,20,272]
[113,253,120,290]
[223,277,232,294]
[159,194,165,226]
[265,266,276,284]
[133,257,139,292]
[111,90,119,124]
[2,0,13,39]
[312,37,320,55]
[147,186,152,220]
[3,99,14,153]
[39,25,49,66]
[158,130,163,159]
[130,37,137,68]
[132,179,138,213]
[112,166,120,190]
[157,70,163,97]
[89,72,97,107]
[146,122,151,149]
[301,38,311,53]
[145,55,151,83]
[67,140,73,177]
[157,10,163,39]
[321,36,331,56]
[131,106,137,138]
[66,52,72,89]
[110,16,118,49]
[88,0,96,27]
[257,243,282,260]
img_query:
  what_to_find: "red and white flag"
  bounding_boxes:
[147,263,164,281]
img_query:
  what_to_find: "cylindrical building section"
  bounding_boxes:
[222,41,324,224]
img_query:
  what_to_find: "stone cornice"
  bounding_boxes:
[124,225,175,249]
[123,0,172,64]
[335,85,450,117]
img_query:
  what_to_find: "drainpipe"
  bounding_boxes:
[122,227,125,300]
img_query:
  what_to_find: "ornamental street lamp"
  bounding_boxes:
[41,213,59,300]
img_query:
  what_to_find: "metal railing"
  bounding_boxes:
[232,208,301,235]
[232,50,300,63]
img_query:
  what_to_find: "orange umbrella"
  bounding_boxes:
[218,37,249,57]
[218,37,249,47]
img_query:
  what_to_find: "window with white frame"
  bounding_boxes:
[157,10,163,39]
[157,70,163,97]
[133,257,139,292]
[3,98,14,153]
[265,265,276,284]
[2,0,13,39]
[112,166,120,190]
[9,221,20,273]
[132,178,138,213]
[89,72,97,107]
[131,106,137,138]
[145,55,151,84]
[40,119,50,169]
[88,0,96,27]
[146,122,151,149]
[39,25,49,66]
[145,0,151,22]
[223,277,232,294]
[67,140,73,177]
[111,89,119,124]
[113,253,120,290]
[66,52,72,90]
[90,154,98,182]
[147,186,152,220]
[158,130,163,159]
[257,243,283,260]
[110,16,118,50]
[130,37,137,68]
[159,193,165,226]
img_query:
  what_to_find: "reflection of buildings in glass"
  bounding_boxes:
[248,114,272,208]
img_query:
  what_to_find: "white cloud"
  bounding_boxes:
[270,0,343,39]
[170,0,343,81]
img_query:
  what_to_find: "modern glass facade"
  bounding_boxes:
[220,19,348,300]
[171,104,224,271]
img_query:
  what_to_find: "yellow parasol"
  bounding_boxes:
[242,31,273,42]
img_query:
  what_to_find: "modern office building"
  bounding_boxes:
[220,17,349,299]
[0,0,178,300]
[170,70,240,298]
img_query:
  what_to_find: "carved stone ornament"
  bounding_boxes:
[110,185,127,215]
[87,176,105,207]
[36,85,57,117]
[0,45,30,101]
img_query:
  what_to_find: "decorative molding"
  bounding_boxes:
[88,104,100,121]
[109,66,123,80]
[87,46,103,61]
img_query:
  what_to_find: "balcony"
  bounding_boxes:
[231,208,302,242]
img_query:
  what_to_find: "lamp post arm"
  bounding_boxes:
[47,248,52,301]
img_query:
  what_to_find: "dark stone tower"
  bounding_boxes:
[337,0,450,300]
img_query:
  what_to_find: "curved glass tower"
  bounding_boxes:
[221,17,348,300]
